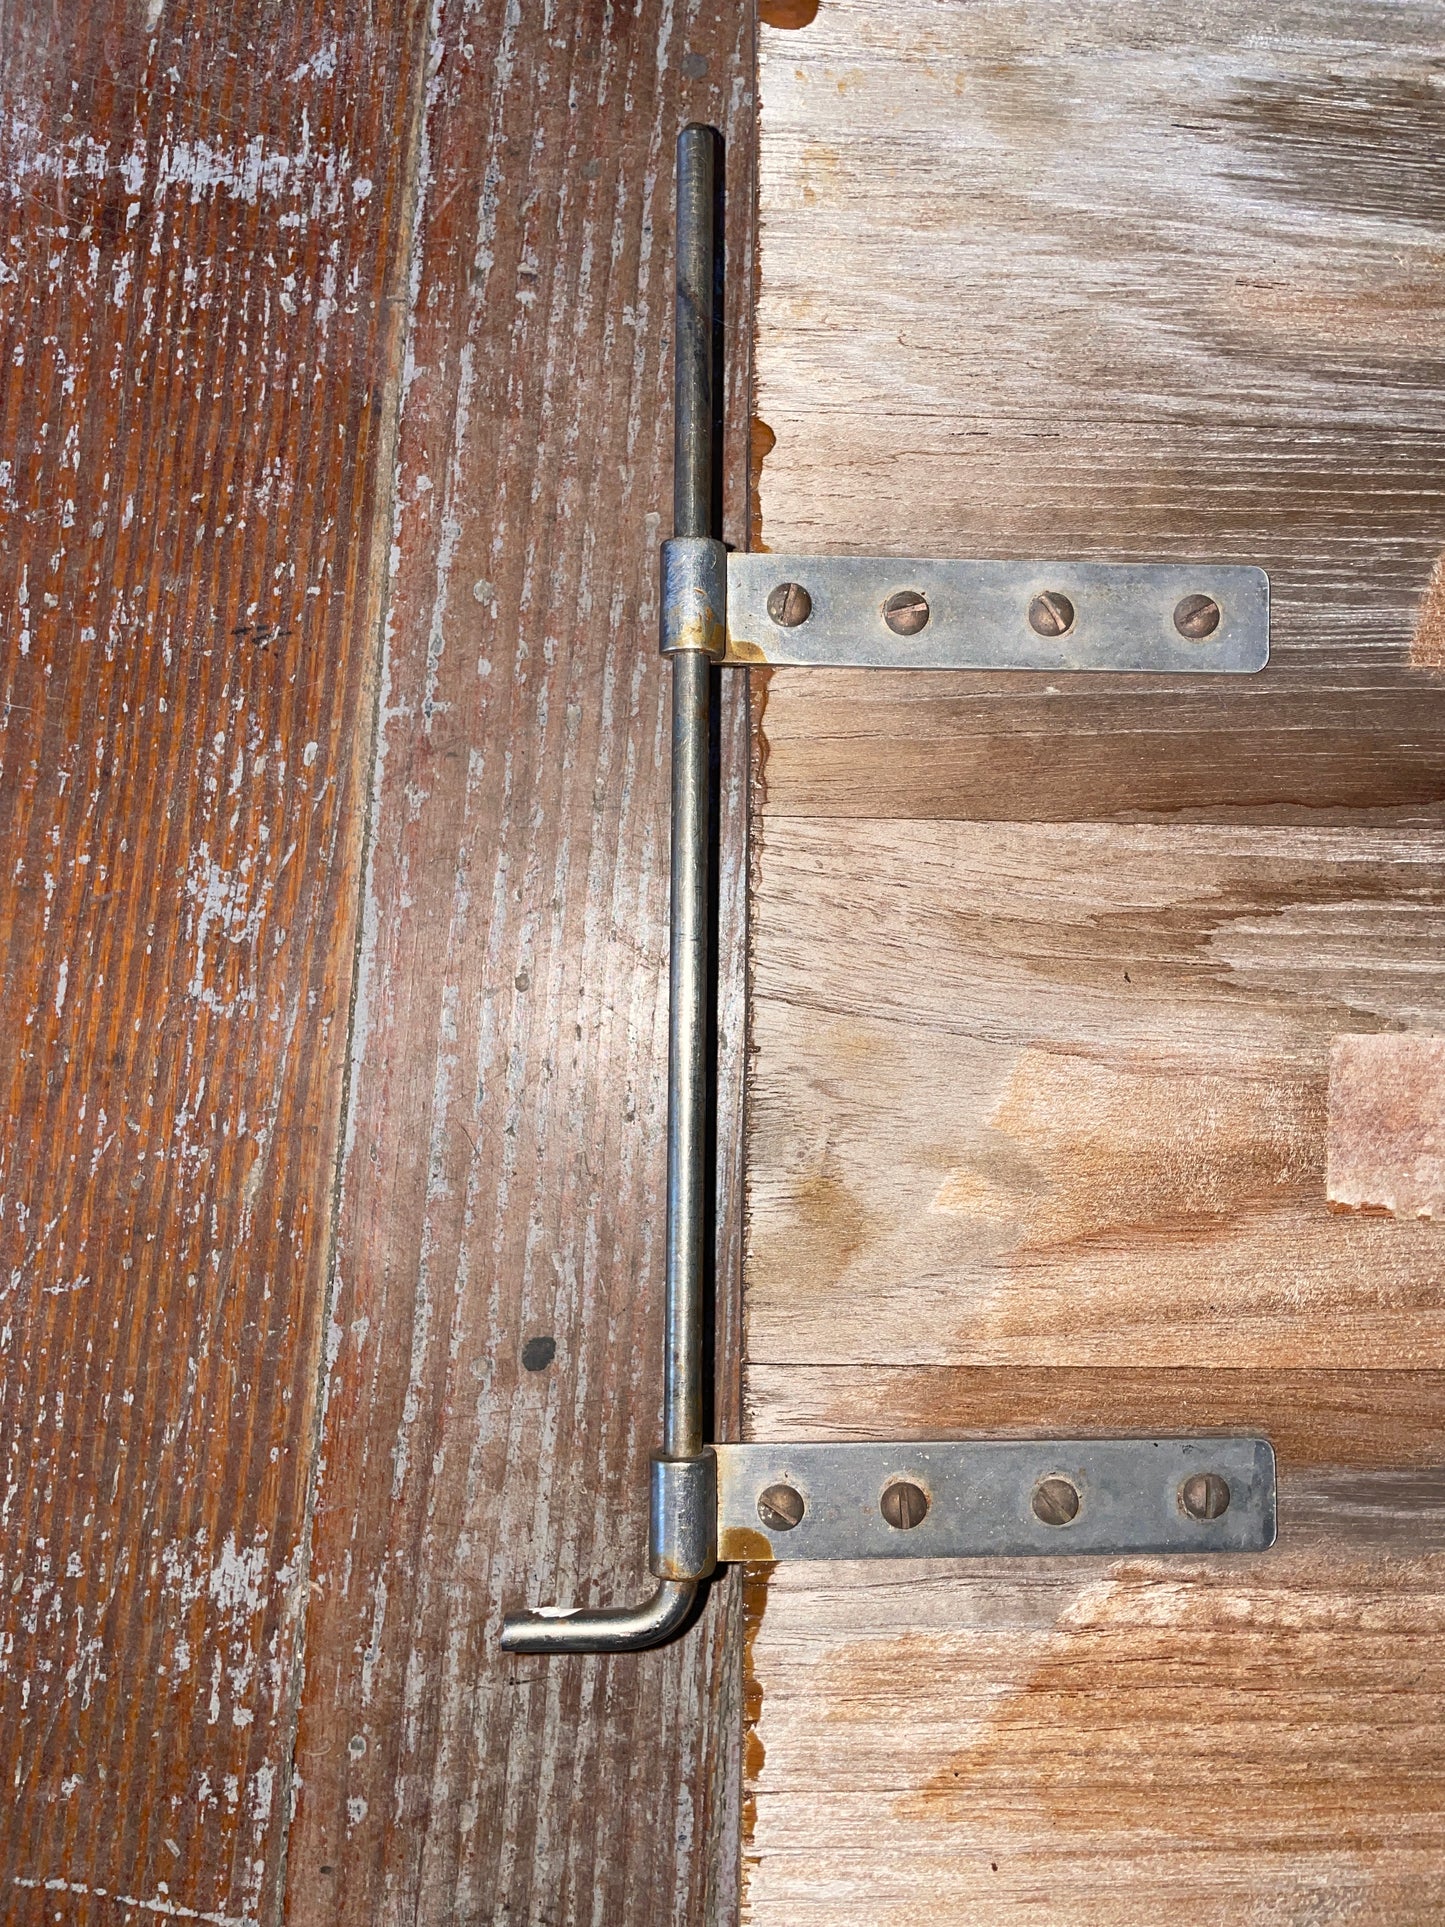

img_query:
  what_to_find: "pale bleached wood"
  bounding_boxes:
[744,1481,1445,1927]
[747,820,1445,1368]
[752,0,1445,824]
[745,1,1445,1919]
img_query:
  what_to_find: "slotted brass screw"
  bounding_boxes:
[882,589,930,636]
[1032,1476,1081,1526]
[1027,591,1075,637]
[879,1479,930,1529]
[766,581,812,628]
[1174,593,1221,639]
[1179,1472,1231,1520]
[757,1482,806,1531]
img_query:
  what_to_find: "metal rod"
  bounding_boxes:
[664,122,717,1458]
[500,124,720,1655]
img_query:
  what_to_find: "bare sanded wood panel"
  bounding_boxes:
[749,822,1445,1369]
[283,7,754,1925]
[748,1487,1445,1927]
[0,3,427,1921]
[753,0,1445,824]
[745,2,1445,1920]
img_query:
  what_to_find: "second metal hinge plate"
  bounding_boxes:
[716,1437,1277,1561]
[724,554,1269,672]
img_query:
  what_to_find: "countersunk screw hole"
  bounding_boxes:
[1174,594,1221,639]
[1179,1472,1231,1520]
[766,582,812,628]
[1027,591,1075,637]
[880,1479,930,1530]
[757,1481,805,1531]
[1032,1476,1080,1526]
[882,589,930,636]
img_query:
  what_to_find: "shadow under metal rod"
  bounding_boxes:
[500,124,723,1655]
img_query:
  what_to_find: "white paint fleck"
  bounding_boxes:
[208,1534,267,1618]
[11,1876,251,1925]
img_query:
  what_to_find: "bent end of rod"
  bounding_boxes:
[500,1579,697,1655]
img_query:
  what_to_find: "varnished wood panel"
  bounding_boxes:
[283,6,755,1924]
[0,3,427,1921]
[745,1,1445,1919]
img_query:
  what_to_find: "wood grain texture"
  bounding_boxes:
[744,1367,1445,1467]
[282,5,755,1924]
[748,821,1445,1367]
[745,1482,1445,1927]
[745,2,1445,1919]
[752,0,1445,823]
[0,3,427,1922]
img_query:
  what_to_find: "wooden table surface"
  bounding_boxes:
[0,3,753,1921]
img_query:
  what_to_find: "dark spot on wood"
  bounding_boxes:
[521,1335,556,1372]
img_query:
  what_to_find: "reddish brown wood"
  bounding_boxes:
[283,5,754,1923]
[0,3,428,1921]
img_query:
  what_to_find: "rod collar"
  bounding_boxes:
[660,537,727,659]
[649,1451,718,1579]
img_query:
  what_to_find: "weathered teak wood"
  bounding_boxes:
[744,1,1445,1919]
[0,4,751,1923]
[0,4,428,1919]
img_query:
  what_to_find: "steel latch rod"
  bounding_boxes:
[500,125,723,1654]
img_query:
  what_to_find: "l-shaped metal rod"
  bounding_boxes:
[500,124,722,1655]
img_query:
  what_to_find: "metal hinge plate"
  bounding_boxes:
[716,1437,1277,1561]
[723,553,1269,672]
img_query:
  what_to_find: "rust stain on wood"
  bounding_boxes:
[740,1564,770,1913]
[789,1161,880,1279]
[759,0,821,29]
[1328,1034,1445,1220]
[749,417,777,553]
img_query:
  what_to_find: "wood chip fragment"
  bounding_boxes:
[1411,552,1445,670]
[1327,1034,1445,1219]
